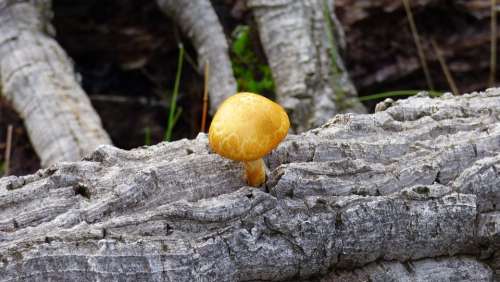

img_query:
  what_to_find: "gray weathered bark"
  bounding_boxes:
[317,257,493,282]
[248,0,366,133]
[0,0,112,167]
[1,88,500,281]
[156,0,237,113]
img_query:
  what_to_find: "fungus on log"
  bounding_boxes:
[0,0,112,167]
[1,89,500,281]
[209,92,290,187]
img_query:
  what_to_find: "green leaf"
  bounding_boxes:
[232,26,250,56]
[144,127,152,146]
[230,25,275,94]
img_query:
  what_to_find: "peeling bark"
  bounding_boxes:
[0,0,112,167]
[248,0,366,132]
[156,0,237,113]
[1,88,500,280]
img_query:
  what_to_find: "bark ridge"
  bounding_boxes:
[1,89,500,281]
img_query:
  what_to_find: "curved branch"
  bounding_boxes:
[156,0,237,113]
[0,0,112,167]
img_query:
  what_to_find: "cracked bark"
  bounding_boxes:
[0,0,112,167]
[248,0,366,133]
[2,88,500,281]
[156,0,237,114]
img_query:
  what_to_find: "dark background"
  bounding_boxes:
[0,0,496,175]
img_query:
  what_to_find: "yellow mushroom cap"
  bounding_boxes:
[208,92,290,161]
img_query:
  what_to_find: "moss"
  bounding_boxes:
[231,26,275,95]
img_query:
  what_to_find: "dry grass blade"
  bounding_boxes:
[490,0,497,87]
[431,39,459,96]
[4,125,13,176]
[402,0,434,90]
[201,60,210,133]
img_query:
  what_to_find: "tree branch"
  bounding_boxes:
[156,0,237,114]
[0,0,111,167]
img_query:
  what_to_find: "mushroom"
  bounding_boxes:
[208,92,290,187]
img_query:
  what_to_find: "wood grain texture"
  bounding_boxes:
[1,88,500,280]
[0,0,111,167]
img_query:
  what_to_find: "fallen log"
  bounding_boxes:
[1,88,500,281]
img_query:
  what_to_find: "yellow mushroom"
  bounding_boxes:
[208,92,290,187]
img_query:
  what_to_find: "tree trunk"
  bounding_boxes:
[0,0,112,167]
[1,88,500,281]
[156,0,237,113]
[248,0,366,133]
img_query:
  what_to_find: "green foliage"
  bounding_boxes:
[359,90,443,102]
[0,161,3,176]
[165,44,185,142]
[231,26,274,94]
[144,127,152,146]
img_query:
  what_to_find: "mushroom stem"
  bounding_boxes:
[243,159,266,187]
